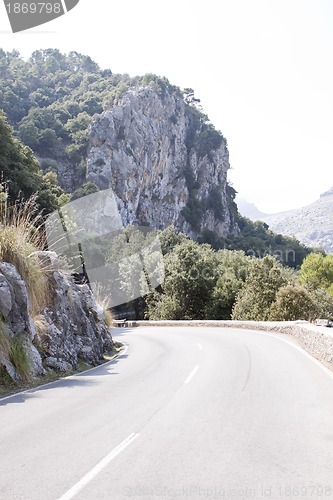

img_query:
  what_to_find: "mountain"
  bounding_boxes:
[87,83,238,238]
[0,48,313,264]
[256,189,333,254]
[0,49,238,239]
[236,198,268,220]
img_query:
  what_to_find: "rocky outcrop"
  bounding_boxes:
[0,252,113,382]
[87,82,239,239]
[0,261,44,381]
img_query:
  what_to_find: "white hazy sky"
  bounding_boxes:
[0,0,332,213]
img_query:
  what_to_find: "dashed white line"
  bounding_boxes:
[58,433,139,500]
[184,365,200,384]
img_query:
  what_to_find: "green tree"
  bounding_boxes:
[147,240,216,320]
[299,252,333,293]
[205,250,251,319]
[158,226,189,255]
[0,110,41,200]
[269,284,318,321]
[72,181,99,200]
[232,256,287,321]
[0,112,67,214]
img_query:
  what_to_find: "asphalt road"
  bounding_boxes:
[1,327,333,500]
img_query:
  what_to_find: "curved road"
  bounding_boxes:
[1,327,333,500]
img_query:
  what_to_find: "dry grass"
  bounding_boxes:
[0,192,50,316]
[0,318,11,360]
[92,283,114,327]
[33,314,49,353]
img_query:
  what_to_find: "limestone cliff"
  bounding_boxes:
[86,81,239,239]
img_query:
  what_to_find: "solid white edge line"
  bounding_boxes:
[253,330,333,381]
[184,365,200,384]
[58,433,139,500]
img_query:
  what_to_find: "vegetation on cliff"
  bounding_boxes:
[0,48,330,338]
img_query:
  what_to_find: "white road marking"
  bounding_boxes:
[58,433,139,500]
[184,365,200,384]
[197,343,203,350]
[256,330,333,381]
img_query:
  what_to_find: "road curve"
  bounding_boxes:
[1,327,333,500]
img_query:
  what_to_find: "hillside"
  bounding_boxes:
[0,49,239,239]
[0,48,313,266]
[259,189,333,254]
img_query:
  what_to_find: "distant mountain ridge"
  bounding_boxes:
[238,190,333,254]
[236,198,268,220]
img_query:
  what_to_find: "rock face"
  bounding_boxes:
[0,252,113,382]
[0,261,44,381]
[87,82,239,239]
[259,189,333,254]
[38,252,113,371]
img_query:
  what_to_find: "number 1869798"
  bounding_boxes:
[5,3,62,14]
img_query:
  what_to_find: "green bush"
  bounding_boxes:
[232,256,287,321]
[269,284,318,321]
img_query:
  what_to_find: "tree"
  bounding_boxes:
[72,181,99,200]
[158,226,189,255]
[205,250,251,319]
[0,111,41,200]
[232,256,287,321]
[147,240,216,320]
[299,252,333,293]
[269,284,318,321]
[0,112,67,214]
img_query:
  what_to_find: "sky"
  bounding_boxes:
[0,0,332,214]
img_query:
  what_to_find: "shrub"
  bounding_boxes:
[269,284,318,321]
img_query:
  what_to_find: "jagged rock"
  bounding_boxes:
[25,343,45,376]
[0,262,39,382]
[0,252,114,383]
[44,357,73,372]
[87,82,239,239]
[0,262,35,339]
[0,273,12,319]
[36,252,113,369]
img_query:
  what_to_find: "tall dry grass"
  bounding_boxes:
[0,191,49,316]
[92,283,114,328]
